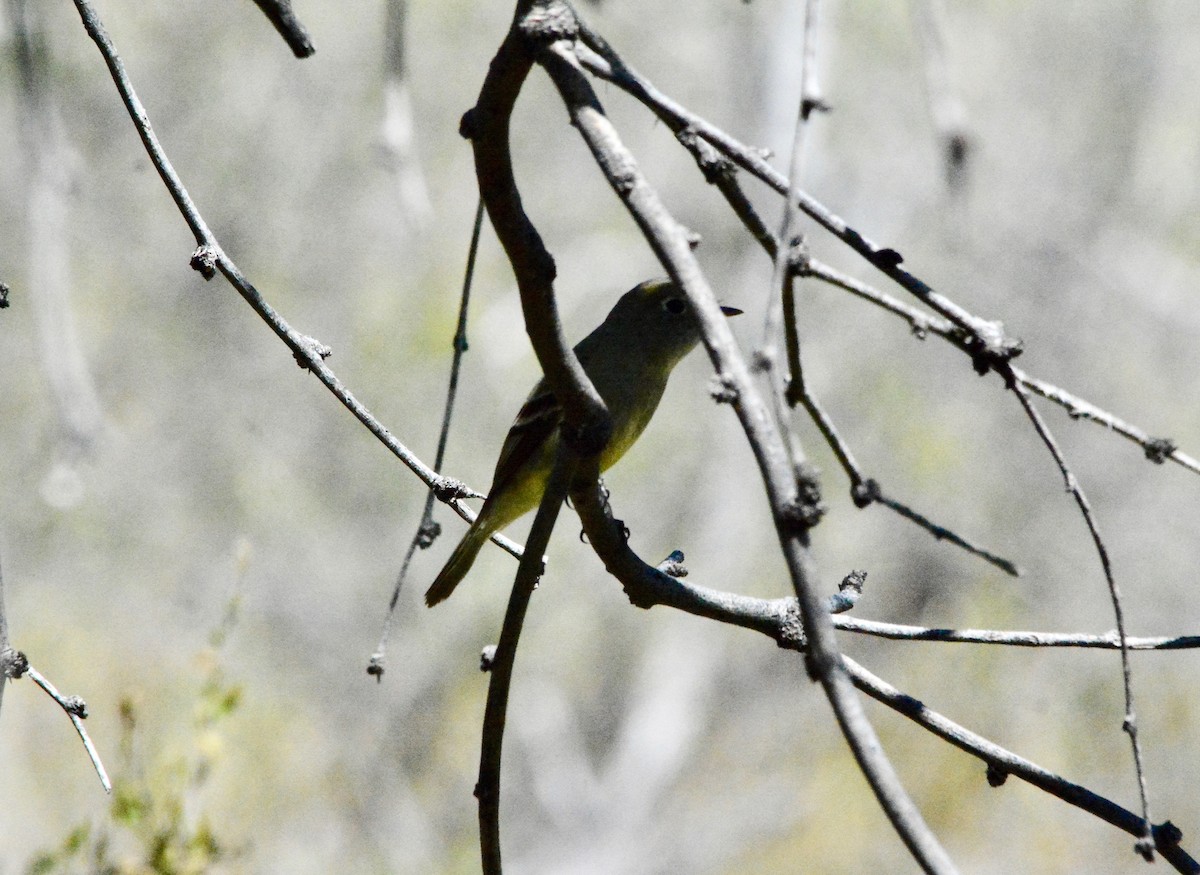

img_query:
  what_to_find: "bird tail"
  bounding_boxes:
[425,522,493,607]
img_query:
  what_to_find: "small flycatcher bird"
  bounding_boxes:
[425,279,740,606]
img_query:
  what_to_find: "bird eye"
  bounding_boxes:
[663,297,686,315]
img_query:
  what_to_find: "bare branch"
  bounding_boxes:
[574,26,1018,367]
[23,664,112,794]
[803,259,1198,473]
[1017,369,1200,474]
[538,14,958,870]
[835,617,1200,651]
[460,6,612,462]
[1008,375,1154,857]
[369,198,486,680]
[68,0,522,563]
[478,448,576,873]
[844,657,1196,874]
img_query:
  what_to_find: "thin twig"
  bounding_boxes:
[1017,369,1200,474]
[582,26,1198,481]
[844,657,1196,874]
[69,0,523,563]
[478,449,576,874]
[762,4,822,483]
[540,17,958,871]
[804,258,1200,474]
[574,27,1018,367]
[669,120,1018,576]
[1008,375,1154,859]
[369,198,486,680]
[1,560,107,793]
[835,616,1200,650]
[26,665,112,793]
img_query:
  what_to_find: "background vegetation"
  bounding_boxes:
[2,1,1199,872]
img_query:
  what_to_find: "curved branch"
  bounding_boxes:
[462,3,611,460]
[69,0,522,561]
[1008,373,1154,855]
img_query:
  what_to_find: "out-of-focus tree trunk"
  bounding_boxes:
[381,0,433,234]
[10,0,103,506]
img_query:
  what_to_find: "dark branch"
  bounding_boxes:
[248,0,316,58]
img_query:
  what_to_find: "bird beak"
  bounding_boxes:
[720,305,743,317]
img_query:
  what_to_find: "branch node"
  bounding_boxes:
[518,3,579,44]
[293,335,333,369]
[2,647,29,679]
[709,374,740,405]
[0,281,10,308]
[851,478,881,509]
[872,247,904,268]
[189,244,218,279]
[780,463,826,532]
[657,549,688,578]
[1144,437,1177,465]
[432,476,477,503]
[776,601,806,652]
[479,644,497,673]
[1134,836,1156,863]
[458,108,479,141]
[366,654,384,681]
[416,519,442,549]
[965,332,1023,377]
[678,126,734,183]
[1154,821,1183,850]
[786,236,812,277]
[829,569,867,614]
[800,96,832,119]
[63,695,89,718]
[986,763,1009,787]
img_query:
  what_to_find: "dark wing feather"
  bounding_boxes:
[487,381,561,499]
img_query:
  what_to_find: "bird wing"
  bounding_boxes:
[487,379,562,501]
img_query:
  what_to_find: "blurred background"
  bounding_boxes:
[2,1,1199,872]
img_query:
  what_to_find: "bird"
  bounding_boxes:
[425,278,740,606]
